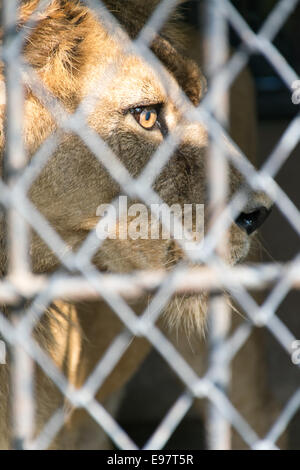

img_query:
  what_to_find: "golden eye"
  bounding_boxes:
[133,108,158,130]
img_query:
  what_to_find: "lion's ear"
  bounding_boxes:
[151,36,205,106]
[19,0,93,101]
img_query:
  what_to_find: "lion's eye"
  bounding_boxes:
[131,107,158,130]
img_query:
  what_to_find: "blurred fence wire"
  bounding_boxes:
[0,0,299,450]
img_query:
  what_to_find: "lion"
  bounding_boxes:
[0,0,280,449]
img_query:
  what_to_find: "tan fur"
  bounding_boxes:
[0,1,277,449]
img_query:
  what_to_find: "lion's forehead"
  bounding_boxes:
[81,53,181,112]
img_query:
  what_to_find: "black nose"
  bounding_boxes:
[235,207,271,235]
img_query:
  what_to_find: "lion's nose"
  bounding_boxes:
[235,206,272,235]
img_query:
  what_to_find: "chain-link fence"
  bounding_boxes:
[0,0,299,450]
